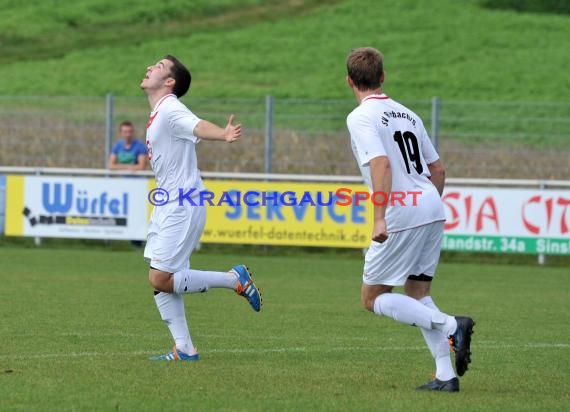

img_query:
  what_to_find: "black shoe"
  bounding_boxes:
[416,377,459,392]
[449,316,475,376]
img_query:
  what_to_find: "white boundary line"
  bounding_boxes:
[1,343,567,360]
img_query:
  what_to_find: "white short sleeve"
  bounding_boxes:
[169,108,202,144]
[347,111,386,166]
[421,127,439,164]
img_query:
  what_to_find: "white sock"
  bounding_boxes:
[154,292,195,355]
[172,269,237,294]
[373,293,456,335]
[419,296,456,381]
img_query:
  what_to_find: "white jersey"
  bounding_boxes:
[145,94,205,202]
[346,94,445,232]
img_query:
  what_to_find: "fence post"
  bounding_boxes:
[264,95,274,173]
[431,96,440,152]
[105,93,114,168]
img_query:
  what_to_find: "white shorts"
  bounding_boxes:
[144,202,206,273]
[363,220,444,286]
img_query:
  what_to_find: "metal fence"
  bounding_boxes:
[1,95,568,179]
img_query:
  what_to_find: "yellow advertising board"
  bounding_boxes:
[196,180,373,248]
[5,175,24,236]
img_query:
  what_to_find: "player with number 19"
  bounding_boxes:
[345,47,475,392]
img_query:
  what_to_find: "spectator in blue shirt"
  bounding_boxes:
[108,120,147,248]
[108,121,147,171]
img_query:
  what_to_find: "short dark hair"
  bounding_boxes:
[118,120,134,130]
[346,47,384,91]
[164,54,192,98]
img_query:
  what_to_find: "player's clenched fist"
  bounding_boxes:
[372,218,388,243]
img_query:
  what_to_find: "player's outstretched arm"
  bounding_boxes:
[427,159,446,196]
[194,114,242,143]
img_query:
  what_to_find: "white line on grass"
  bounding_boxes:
[0,342,568,360]
[4,332,383,341]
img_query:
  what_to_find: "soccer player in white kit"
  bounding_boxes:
[345,48,475,391]
[140,55,261,361]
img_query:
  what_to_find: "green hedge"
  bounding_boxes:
[479,0,570,14]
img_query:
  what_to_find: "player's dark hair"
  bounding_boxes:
[346,47,384,91]
[164,55,192,98]
[118,120,134,130]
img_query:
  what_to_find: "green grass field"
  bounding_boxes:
[0,245,568,411]
[1,0,568,176]
[1,0,569,100]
